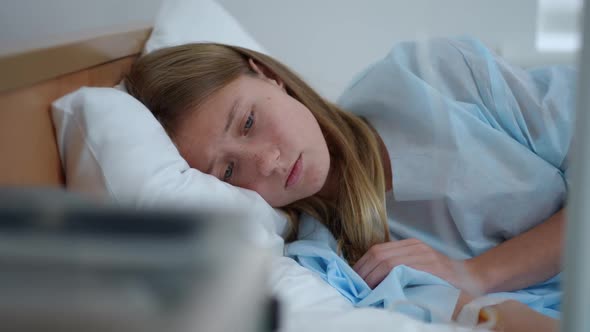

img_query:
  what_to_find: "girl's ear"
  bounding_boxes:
[248,58,286,91]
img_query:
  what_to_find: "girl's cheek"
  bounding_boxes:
[239,177,258,192]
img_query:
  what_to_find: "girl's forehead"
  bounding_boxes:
[173,109,223,172]
[196,75,260,111]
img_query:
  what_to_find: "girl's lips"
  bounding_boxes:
[285,154,303,188]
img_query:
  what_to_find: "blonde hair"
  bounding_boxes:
[125,43,389,263]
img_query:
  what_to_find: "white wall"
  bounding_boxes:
[0,0,163,56]
[1,0,578,101]
[218,0,570,101]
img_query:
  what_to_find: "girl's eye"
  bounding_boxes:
[223,162,234,180]
[244,112,254,131]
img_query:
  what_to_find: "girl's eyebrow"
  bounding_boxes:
[224,98,241,133]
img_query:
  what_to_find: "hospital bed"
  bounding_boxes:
[1,0,589,331]
[0,29,468,332]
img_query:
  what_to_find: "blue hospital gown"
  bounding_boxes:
[337,37,575,259]
[285,37,575,322]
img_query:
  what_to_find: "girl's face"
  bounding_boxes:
[174,60,331,207]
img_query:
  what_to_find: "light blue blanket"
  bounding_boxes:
[285,215,560,323]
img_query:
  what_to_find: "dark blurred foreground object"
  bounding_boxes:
[0,188,276,332]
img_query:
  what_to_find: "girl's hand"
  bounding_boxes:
[486,300,558,332]
[353,239,476,290]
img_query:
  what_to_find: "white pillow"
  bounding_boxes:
[51,0,287,254]
[144,0,267,54]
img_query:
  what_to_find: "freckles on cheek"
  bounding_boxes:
[239,179,258,192]
[240,181,273,202]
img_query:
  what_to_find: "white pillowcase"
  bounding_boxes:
[51,0,287,253]
[144,0,267,54]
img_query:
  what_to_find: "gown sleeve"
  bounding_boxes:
[382,37,577,189]
[337,37,572,255]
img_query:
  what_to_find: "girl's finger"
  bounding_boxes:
[353,239,422,271]
[364,261,394,288]
[354,240,424,279]
[364,255,427,288]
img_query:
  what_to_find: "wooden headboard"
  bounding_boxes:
[0,28,151,187]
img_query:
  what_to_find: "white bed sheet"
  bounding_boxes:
[269,256,480,332]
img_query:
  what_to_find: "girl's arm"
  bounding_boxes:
[466,208,565,293]
[353,208,565,293]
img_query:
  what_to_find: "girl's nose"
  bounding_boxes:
[254,145,280,177]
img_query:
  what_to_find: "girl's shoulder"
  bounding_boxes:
[337,37,490,118]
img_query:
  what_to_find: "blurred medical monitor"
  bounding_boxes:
[0,188,274,332]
